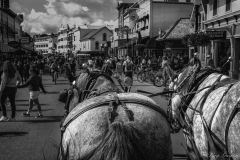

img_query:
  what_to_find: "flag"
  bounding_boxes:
[129,10,138,29]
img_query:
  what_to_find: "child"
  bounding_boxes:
[18,67,47,118]
[123,72,132,92]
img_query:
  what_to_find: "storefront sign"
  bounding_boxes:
[206,31,226,40]
[8,41,19,49]
[21,37,30,44]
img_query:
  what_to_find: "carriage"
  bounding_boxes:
[56,57,240,160]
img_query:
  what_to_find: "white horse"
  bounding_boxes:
[171,66,240,160]
[58,71,173,160]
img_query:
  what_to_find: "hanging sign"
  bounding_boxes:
[8,41,19,49]
[21,37,30,44]
[206,31,226,40]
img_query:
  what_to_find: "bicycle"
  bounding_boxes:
[52,70,58,84]
[137,67,155,84]
[133,64,141,76]
[153,68,182,87]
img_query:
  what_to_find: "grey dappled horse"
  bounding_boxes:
[58,71,173,160]
[171,66,240,160]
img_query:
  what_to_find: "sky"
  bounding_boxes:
[10,0,137,35]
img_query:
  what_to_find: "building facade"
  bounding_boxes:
[0,8,24,56]
[57,25,68,56]
[34,34,57,55]
[80,27,113,57]
[196,0,240,79]
[115,0,193,59]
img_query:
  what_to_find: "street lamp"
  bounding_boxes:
[194,0,201,52]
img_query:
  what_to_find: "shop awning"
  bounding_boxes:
[118,36,149,49]
[156,18,194,41]
[145,36,164,49]
[0,42,17,52]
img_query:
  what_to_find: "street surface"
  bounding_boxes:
[0,70,186,160]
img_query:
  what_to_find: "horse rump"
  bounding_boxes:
[81,122,147,160]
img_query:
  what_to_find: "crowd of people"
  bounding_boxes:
[0,56,80,122]
[0,51,224,122]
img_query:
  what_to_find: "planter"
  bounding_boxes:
[182,31,211,47]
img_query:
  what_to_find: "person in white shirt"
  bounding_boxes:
[123,56,133,83]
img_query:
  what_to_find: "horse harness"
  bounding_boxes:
[175,73,239,160]
[58,93,170,159]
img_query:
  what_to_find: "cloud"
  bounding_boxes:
[91,19,114,26]
[10,1,30,14]
[20,0,97,35]
[13,0,117,35]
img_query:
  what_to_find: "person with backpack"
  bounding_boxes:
[123,56,133,83]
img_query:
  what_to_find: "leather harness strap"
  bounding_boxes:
[208,84,234,148]
[225,101,240,158]
[61,97,169,133]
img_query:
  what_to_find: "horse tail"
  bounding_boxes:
[83,122,147,160]
[65,66,75,83]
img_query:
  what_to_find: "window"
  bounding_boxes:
[213,0,218,16]
[226,0,231,12]
[103,33,107,41]
[95,41,99,50]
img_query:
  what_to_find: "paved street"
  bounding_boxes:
[0,71,186,160]
[129,77,186,158]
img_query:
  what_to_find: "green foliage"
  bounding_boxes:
[182,31,211,47]
[134,44,146,51]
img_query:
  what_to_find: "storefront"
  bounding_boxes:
[202,25,240,79]
[156,18,193,58]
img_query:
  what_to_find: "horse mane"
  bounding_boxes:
[82,122,147,160]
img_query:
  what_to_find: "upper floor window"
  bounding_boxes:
[213,0,218,16]
[103,33,107,41]
[226,0,231,12]
[95,41,99,50]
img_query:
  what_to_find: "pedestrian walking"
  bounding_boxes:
[115,59,123,80]
[162,62,177,87]
[0,60,22,122]
[19,67,47,118]
[123,56,133,81]
[102,60,113,76]
[17,61,24,84]
[23,61,30,83]
[70,61,76,77]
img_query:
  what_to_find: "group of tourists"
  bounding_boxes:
[81,56,134,90]
[0,58,47,122]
